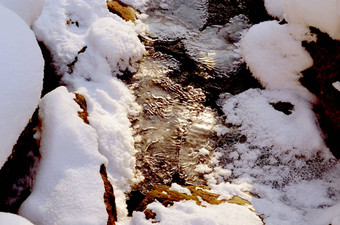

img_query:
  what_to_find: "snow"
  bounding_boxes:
[118,0,149,11]
[333,81,340,92]
[128,200,263,225]
[19,87,108,225]
[0,0,45,26]
[0,5,44,169]
[264,0,284,19]
[195,164,213,174]
[32,0,145,219]
[0,213,34,225]
[169,183,192,195]
[284,0,340,40]
[241,21,314,100]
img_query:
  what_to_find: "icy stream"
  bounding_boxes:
[129,0,252,193]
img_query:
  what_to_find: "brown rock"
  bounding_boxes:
[74,93,89,124]
[100,165,117,225]
[107,0,138,22]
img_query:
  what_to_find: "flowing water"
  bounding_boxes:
[129,0,261,194]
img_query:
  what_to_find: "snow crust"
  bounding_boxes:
[19,87,108,225]
[284,0,340,40]
[0,5,44,169]
[128,200,263,225]
[0,0,45,26]
[0,213,34,225]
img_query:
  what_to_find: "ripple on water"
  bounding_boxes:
[131,55,220,193]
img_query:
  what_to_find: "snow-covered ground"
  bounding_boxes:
[0,0,339,224]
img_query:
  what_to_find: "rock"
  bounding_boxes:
[301,28,340,158]
[107,0,138,22]
[203,0,272,30]
[74,94,117,224]
[100,165,117,225]
[74,93,89,124]
[270,102,294,115]
[0,110,41,213]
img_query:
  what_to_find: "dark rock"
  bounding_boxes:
[270,102,294,115]
[202,0,272,30]
[38,41,62,97]
[127,190,146,216]
[67,46,87,74]
[0,110,41,213]
[301,27,340,158]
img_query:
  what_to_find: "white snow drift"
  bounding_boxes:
[0,5,43,169]
[0,213,34,225]
[19,87,108,225]
[0,0,45,26]
[284,0,340,40]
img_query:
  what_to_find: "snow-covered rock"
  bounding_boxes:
[241,21,314,100]
[284,0,340,40]
[0,212,34,225]
[0,5,44,169]
[19,87,108,225]
[33,0,145,219]
[0,0,45,26]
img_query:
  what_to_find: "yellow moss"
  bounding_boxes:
[136,185,254,214]
[107,0,138,22]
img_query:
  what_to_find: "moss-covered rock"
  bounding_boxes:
[135,185,253,219]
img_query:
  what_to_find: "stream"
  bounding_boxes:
[127,0,264,195]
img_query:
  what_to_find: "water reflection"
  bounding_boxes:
[131,54,219,193]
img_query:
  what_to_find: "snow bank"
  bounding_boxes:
[19,87,108,225]
[33,0,145,219]
[0,5,43,169]
[284,0,340,40]
[0,213,33,225]
[0,0,45,26]
[241,21,314,100]
[128,200,262,225]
